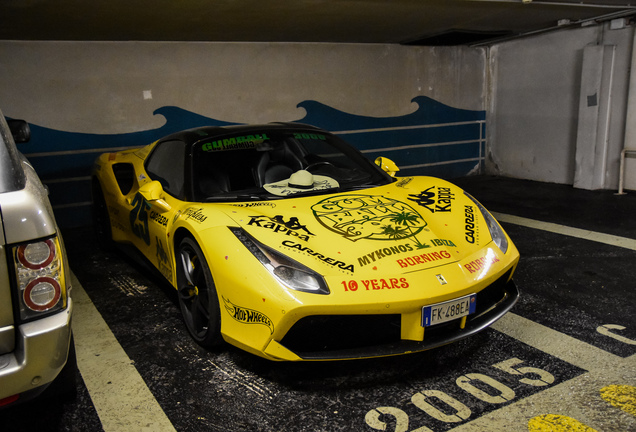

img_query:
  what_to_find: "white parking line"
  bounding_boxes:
[451,313,636,432]
[492,212,636,250]
[70,272,176,432]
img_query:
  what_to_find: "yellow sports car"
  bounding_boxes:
[92,123,519,361]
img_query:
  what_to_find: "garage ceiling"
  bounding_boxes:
[1,0,635,45]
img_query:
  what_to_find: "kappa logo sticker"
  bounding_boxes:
[248,215,315,241]
[408,186,455,213]
[223,297,274,334]
[311,194,430,249]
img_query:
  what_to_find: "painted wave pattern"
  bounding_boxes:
[14,96,485,227]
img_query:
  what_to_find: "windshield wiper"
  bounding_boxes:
[205,194,269,202]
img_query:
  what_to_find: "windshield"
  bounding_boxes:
[190,129,392,202]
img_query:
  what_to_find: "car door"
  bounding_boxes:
[133,139,186,282]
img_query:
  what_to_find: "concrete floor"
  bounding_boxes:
[1,175,634,432]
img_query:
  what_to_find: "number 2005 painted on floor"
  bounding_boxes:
[422,294,477,327]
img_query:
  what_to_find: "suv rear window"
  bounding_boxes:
[0,116,26,194]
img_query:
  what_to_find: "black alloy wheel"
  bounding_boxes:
[176,237,222,348]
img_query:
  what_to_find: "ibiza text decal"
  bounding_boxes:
[183,207,208,223]
[201,134,268,152]
[248,215,315,241]
[311,194,430,249]
[282,240,354,273]
[408,186,455,213]
[341,278,409,292]
[396,250,452,269]
[222,297,274,334]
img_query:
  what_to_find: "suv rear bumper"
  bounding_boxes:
[0,299,73,402]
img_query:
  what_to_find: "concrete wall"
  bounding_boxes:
[487,23,635,190]
[1,41,485,131]
[0,41,487,227]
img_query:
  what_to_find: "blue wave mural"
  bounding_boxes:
[13,96,485,228]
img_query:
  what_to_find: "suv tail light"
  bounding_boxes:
[12,236,67,321]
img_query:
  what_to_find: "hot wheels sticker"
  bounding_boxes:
[223,297,274,334]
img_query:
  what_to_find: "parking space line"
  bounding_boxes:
[492,212,636,250]
[450,313,636,431]
[70,272,176,432]
[491,313,630,374]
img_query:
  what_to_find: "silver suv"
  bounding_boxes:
[0,109,76,407]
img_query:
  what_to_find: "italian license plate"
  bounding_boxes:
[422,294,477,327]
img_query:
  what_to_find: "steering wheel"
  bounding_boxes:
[305,161,335,172]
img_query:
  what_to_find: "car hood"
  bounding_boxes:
[217,177,494,277]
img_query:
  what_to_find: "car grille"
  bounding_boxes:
[279,269,517,360]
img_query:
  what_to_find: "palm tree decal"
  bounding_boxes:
[381,224,410,239]
[389,211,420,227]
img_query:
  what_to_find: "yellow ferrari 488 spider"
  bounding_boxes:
[92,123,519,361]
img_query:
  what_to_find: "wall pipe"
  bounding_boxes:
[618,24,636,194]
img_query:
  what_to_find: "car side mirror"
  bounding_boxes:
[138,180,171,212]
[7,119,31,143]
[375,157,400,177]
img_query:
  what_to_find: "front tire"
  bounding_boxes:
[176,237,222,348]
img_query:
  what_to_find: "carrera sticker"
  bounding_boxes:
[282,240,354,273]
[396,250,452,269]
[183,207,208,223]
[311,194,430,249]
[341,278,409,292]
[201,134,269,152]
[247,215,315,241]
[223,297,274,334]
[149,210,168,227]
[408,186,455,213]
[465,205,479,244]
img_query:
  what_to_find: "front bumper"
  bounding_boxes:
[0,299,73,402]
[265,271,518,360]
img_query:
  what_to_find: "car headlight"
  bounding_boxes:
[229,227,330,295]
[464,192,509,254]
[12,236,68,321]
